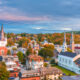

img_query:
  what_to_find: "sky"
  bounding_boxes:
[0,0,80,33]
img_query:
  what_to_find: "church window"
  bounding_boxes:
[1,50,4,55]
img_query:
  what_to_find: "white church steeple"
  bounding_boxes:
[70,32,75,52]
[62,32,67,52]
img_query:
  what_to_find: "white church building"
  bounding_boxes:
[58,32,80,74]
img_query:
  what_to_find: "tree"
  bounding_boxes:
[7,38,14,46]
[39,48,54,60]
[67,48,72,52]
[50,59,57,66]
[44,63,48,67]
[12,47,17,51]
[17,51,24,63]
[7,50,11,55]
[0,62,9,80]
[44,44,54,50]
[26,46,33,56]
[22,41,27,48]
[18,37,30,47]
[33,50,37,55]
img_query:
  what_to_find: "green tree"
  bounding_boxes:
[39,48,54,60]
[26,47,33,56]
[67,48,72,52]
[44,63,48,67]
[50,59,57,66]
[17,51,24,63]
[44,44,54,50]
[0,62,9,80]
[7,50,11,55]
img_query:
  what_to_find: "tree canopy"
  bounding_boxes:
[0,62,9,80]
[44,44,54,50]
[39,48,54,60]
[17,51,24,63]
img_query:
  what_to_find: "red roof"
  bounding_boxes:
[75,47,80,49]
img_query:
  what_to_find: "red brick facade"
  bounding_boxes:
[10,72,19,77]
[21,77,40,80]
[0,47,7,56]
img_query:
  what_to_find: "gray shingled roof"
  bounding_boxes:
[59,52,77,58]
[61,76,80,80]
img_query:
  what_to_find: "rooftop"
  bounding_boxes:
[61,75,80,80]
[59,52,77,58]
[28,54,43,61]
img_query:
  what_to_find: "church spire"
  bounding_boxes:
[64,32,66,43]
[62,32,67,52]
[0,24,5,40]
[70,32,75,52]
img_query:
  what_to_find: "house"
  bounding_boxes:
[61,75,80,80]
[42,39,54,46]
[20,69,40,80]
[40,67,63,80]
[17,47,27,54]
[75,47,80,54]
[58,52,80,74]
[28,40,40,54]
[3,56,20,77]
[26,54,44,70]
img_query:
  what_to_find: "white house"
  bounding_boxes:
[58,52,80,74]
[26,54,44,70]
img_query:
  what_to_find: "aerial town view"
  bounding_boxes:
[0,0,80,80]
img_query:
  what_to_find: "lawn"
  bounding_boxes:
[52,65,77,76]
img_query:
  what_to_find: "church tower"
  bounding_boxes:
[0,24,7,56]
[70,32,75,52]
[62,32,67,52]
[0,24,5,40]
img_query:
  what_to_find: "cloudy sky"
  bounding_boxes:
[0,0,80,33]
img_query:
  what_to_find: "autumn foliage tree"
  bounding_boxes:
[39,48,54,60]
[44,44,54,50]
[7,38,14,46]
[26,46,33,56]
[0,62,9,80]
[22,41,28,48]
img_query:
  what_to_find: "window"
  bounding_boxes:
[63,58,64,62]
[69,60,71,64]
[1,50,4,55]
[59,57,61,61]
[65,59,67,64]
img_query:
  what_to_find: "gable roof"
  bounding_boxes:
[59,52,77,58]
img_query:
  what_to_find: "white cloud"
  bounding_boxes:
[32,26,46,30]
[61,28,72,31]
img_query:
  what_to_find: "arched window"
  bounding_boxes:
[1,50,4,55]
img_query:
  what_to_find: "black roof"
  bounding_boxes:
[0,56,3,61]
[59,52,77,58]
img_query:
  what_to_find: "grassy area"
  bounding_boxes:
[52,65,77,76]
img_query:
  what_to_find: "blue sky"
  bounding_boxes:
[0,0,80,33]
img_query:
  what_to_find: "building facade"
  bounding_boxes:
[58,52,80,74]
[0,25,7,56]
[26,54,44,70]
